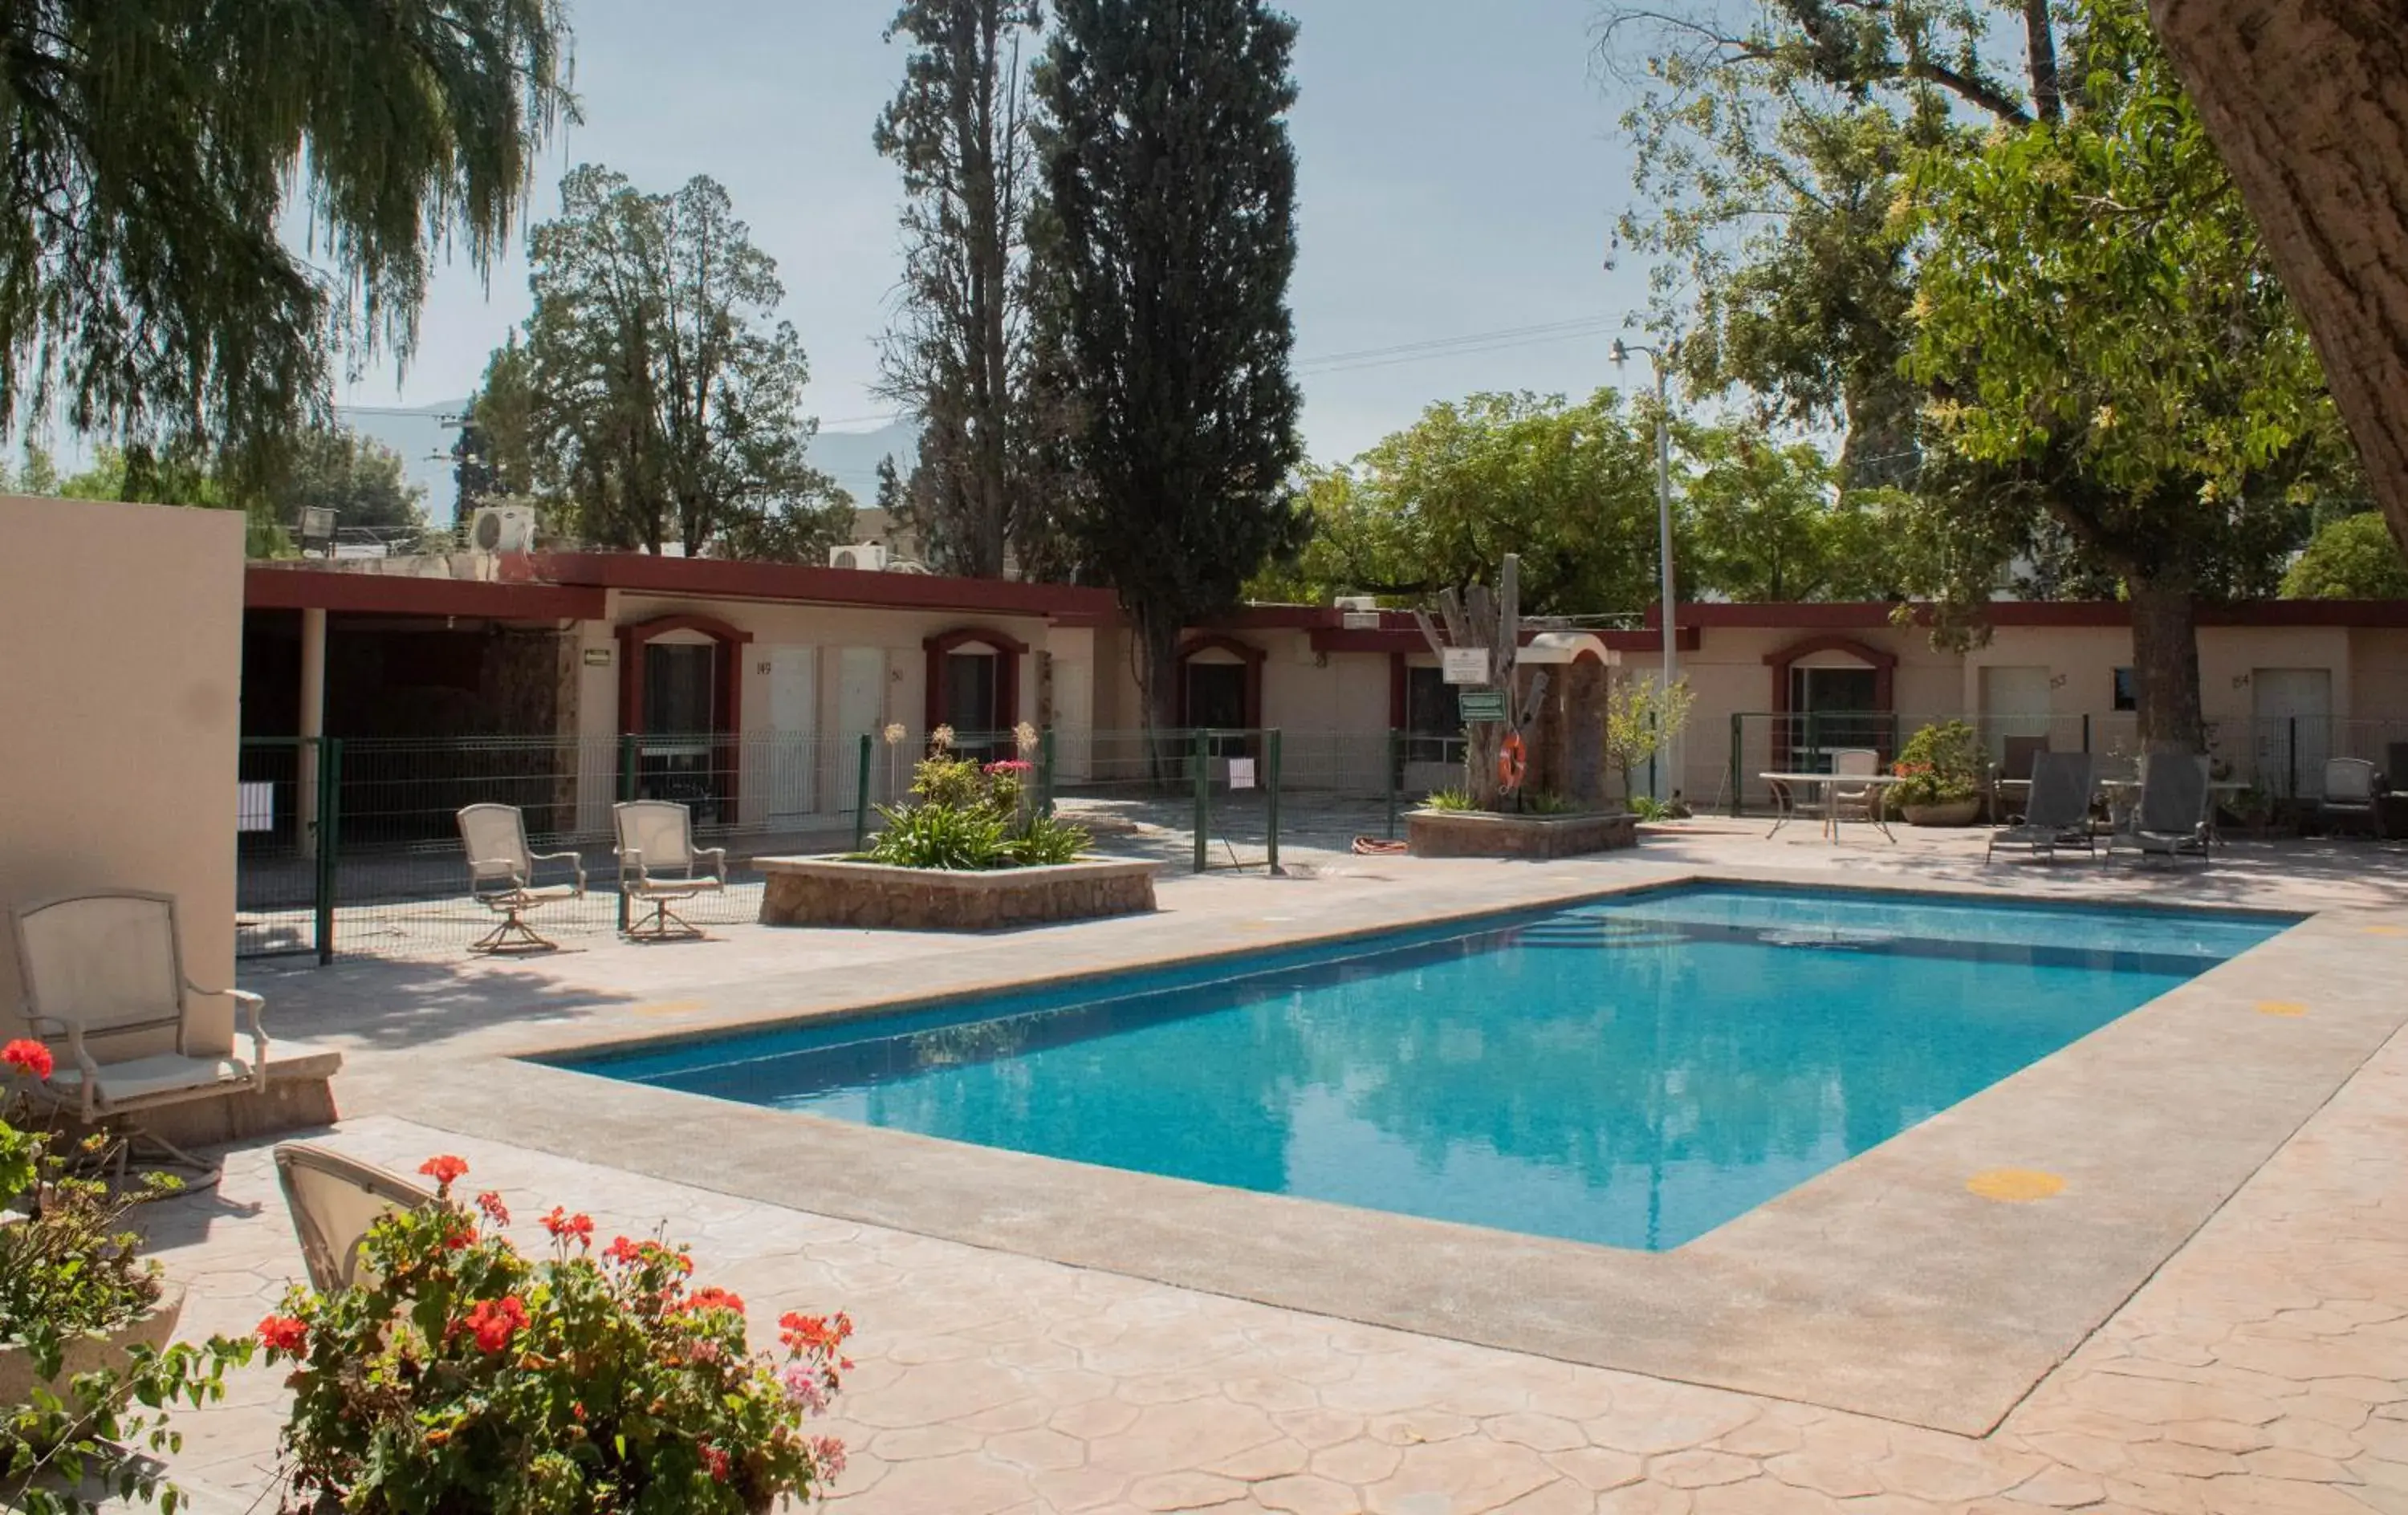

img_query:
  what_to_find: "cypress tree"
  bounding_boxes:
[1031,0,1306,735]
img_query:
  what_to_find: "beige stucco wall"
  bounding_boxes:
[0,495,246,1050]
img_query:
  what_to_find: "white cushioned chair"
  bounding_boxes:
[10,890,270,1170]
[274,1142,433,1292]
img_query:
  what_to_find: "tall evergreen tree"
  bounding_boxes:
[0,0,570,483]
[874,0,1048,578]
[1032,0,1306,733]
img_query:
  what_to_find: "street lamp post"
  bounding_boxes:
[1612,338,1678,800]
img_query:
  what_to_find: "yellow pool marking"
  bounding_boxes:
[1967,1168,2066,1204]
[2255,1000,2310,1017]
[632,999,708,1018]
[2365,925,2406,937]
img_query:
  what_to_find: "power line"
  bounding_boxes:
[1295,315,1633,374]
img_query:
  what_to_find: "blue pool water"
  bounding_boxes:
[555,886,2292,1250]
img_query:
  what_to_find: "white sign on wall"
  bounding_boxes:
[1442,648,1490,685]
[238,782,275,833]
[1226,758,1258,791]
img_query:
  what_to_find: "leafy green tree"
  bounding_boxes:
[1031,0,1306,729]
[498,168,852,559]
[2281,514,2408,599]
[1898,0,2352,745]
[0,0,570,482]
[279,427,427,539]
[1250,392,1659,612]
[41,445,287,555]
[1604,676,1694,802]
[1680,424,1890,601]
[874,0,1056,578]
[459,334,542,520]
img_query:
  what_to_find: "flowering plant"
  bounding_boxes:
[863,751,1088,870]
[2,1039,250,1515]
[258,1156,848,1514]
[1890,720,1986,806]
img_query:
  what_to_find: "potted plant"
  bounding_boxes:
[256,1154,850,1513]
[2,1038,251,1514]
[1891,721,1986,826]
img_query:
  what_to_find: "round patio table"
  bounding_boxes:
[1759,771,1910,843]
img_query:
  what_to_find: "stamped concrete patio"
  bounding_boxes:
[147,826,2408,1513]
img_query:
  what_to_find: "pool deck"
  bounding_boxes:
[149,825,2408,1513]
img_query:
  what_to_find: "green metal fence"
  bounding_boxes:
[1720,712,2408,815]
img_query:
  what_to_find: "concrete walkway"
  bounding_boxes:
[141,827,2408,1513]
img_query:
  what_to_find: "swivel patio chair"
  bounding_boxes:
[2318,758,2380,838]
[10,890,270,1175]
[612,800,726,941]
[1987,750,2097,863]
[457,803,587,953]
[1827,748,1884,828]
[274,1142,433,1292]
[2105,752,2212,867]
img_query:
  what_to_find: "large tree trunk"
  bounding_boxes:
[2149,0,2408,551]
[2127,574,2206,752]
[1135,607,1183,784]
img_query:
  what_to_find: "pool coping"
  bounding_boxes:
[441,866,2406,1436]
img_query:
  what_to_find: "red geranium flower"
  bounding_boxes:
[1,1038,53,1081]
[462,1295,528,1353]
[257,1314,309,1353]
[542,1206,594,1245]
[475,1190,510,1225]
[778,1311,854,1355]
[700,1443,730,1484]
[677,1286,746,1317]
[419,1154,470,1188]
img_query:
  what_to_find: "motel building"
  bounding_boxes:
[237,550,2408,846]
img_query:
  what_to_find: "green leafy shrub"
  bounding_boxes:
[1009,812,1092,867]
[864,802,1009,870]
[2,1039,252,1513]
[1890,720,1985,806]
[1527,790,1576,815]
[258,1155,848,1513]
[1423,788,1476,812]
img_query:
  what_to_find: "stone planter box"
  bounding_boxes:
[1901,798,1983,827]
[755,855,1159,931]
[0,1285,184,1448]
[1405,809,1638,859]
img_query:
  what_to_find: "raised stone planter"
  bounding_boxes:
[755,855,1159,931]
[1405,808,1639,859]
[0,1285,184,1448]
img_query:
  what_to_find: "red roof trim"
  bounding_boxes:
[1309,626,1701,655]
[244,565,605,620]
[526,551,1119,619]
[1649,599,2408,629]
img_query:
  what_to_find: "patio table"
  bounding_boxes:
[1759,771,1910,843]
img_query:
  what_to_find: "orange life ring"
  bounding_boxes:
[1497,731,1528,790]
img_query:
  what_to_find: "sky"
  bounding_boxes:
[336,0,1667,490]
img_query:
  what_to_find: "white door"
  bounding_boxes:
[764,646,816,822]
[1979,665,2053,764]
[2252,668,2332,798]
[836,648,886,812]
[1051,656,1093,782]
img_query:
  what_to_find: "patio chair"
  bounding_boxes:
[1987,751,2097,863]
[2318,758,2380,838]
[10,890,270,1172]
[273,1143,433,1293]
[2105,752,2212,867]
[1827,748,1883,827]
[457,803,587,953]
[612,801,726,941]
[2385,742,2408,794]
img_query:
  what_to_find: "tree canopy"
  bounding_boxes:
[1248,392,1886,612]
[2280,514,2408,600]
[484,168,852,560]
[278,427,428,540]
[0,0,571,485]
[1032,0,1306,728]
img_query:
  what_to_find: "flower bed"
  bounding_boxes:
[755,854,1159,930]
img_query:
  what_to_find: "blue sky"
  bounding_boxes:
[340,0,1662,477]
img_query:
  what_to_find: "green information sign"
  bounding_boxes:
[1457,689,1507,722]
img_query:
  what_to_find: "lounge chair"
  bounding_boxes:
[274,1143,433,1292]
[612,801,726,940]
[10,890,270,1172]
[1987,751,2097,863]
[457,804,587,953]
[1993,734,2050,821]
[2105,752,2212,866]
[2318,758,2379,838]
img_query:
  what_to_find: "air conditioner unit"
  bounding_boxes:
[1335,595,1381,631]
[828,542,889,571]
[469,505,536,554]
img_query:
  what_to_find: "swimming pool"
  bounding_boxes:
[555,885,2294,1250]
